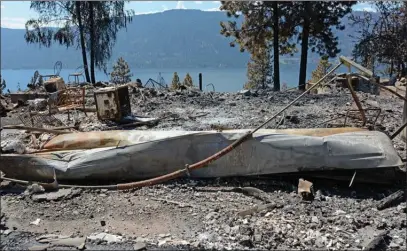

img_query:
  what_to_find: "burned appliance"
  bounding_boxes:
[94,85,131,122]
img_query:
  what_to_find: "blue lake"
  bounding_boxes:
[1,62,352,92]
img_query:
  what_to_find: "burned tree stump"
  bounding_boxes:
[377,190,406,211]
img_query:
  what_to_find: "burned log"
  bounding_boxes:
[377,190,406,211]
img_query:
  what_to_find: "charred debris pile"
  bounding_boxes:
[0,57,406,251]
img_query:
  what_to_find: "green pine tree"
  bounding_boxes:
[183,73,194,88]
[110,57,133,85]
[310,56,332,84]
[244,46,273,89]
[170,72,180,90]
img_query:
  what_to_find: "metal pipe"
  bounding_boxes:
[253,63,342,133]
[339,56,373,77]
[346,70,367,126]
[390,120,407,140]
[1,125,72,134]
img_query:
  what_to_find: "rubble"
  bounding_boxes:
[0,139,26,154]
[87,233,124,244]
[29,218,41,226]
[31,188,81,202]
[0,68,406,250]
[133,242,147,250]
[27,99,47,111]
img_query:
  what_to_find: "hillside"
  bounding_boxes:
[1,9,366,70]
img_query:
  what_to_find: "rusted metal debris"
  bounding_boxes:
[346,70,367,126]
[18,111,65,129]
[44,77,65,93]
[1,125,74,135]
[298,178,314,201]
[390,120,407,140]
[94,85,131,122]
[48,87,86,116]
[343,108,381,127]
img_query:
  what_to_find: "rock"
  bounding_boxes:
[205,212,218,220]
[32,189,74,202]
[230,226,240,235]
[30,218,41,226]
[311,216,319,224]
[198,232,215,242]
[1,139,26,154]
[334,210,346,215]
[171,239,190,245]
[100,220,106,227]
[393,237,404,246]
[28,245,50,251]
[228,102,237,106]
[254,234,262,242]
[389,242,400,248]
[24,183,45,195]
[87,233,123,244]
[158,233,171,238]
[239,235,253,247]
[1,229,12,236]
[37,234,87,249]
[224,225,231,234]
[133,242,146,251]
[135,237,147,243]
[158,240,167,247]
[239,90,251,96]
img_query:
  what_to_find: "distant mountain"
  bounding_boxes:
[0,9,370,70]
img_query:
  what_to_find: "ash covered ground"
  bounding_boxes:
[1,86,406,250]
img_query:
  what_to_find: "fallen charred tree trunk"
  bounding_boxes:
[377,190,406,210]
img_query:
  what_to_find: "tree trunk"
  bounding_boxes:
[89,1,96,84]
[298,2,310,91]
[75,1,90,83]
[272,2,280,91]
[390,60,394,77]
[402,82,407,142]
[298,20,310,90]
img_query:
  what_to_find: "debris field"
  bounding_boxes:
[1,84,406,250]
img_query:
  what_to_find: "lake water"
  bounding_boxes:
[1,62,352,92]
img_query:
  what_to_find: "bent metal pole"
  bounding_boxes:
[1,62,343,190]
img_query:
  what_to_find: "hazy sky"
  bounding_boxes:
[1,1,375,29]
